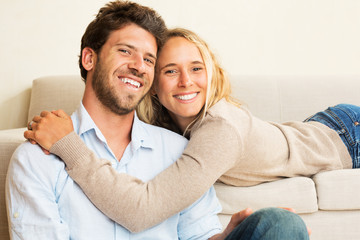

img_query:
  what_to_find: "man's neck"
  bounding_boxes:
[82,94,133,161]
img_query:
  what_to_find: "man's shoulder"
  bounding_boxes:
[11,141,64,170]
[139,120,188,144]
[14,141,50,156]
[137,121,188,160]
[7,142,67,201]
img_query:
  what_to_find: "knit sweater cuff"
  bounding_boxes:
[50,131,92,170]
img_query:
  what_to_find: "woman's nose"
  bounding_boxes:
[178,72,192,87]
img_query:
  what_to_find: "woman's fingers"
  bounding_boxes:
[51,109,69,118]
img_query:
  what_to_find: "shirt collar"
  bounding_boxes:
[131,111,154,150]
[72,102,154,150]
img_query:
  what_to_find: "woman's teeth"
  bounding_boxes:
[176,93,198,100]
[120,78,140,88]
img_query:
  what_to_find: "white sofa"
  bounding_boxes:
[1,75,360,240]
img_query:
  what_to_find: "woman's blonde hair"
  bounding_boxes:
[136,28,240,136]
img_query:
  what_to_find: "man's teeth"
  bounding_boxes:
[176,93,198,100]
[120,78,140,88]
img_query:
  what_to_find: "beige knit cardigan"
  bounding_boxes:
[51,99,352,232]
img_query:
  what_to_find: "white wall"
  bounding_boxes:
[1,0,359,130]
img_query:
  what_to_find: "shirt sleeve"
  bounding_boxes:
[50,117,239,233]
[177,186,223,240]
[6,143,70,239]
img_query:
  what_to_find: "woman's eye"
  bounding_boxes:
[119,49,130,54]
[165,69,176,74]
[193,67,203,72]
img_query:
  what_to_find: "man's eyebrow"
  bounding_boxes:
[115,43,157,60]
[146,52,157,61]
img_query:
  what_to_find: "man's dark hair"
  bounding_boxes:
[79,0,167,82]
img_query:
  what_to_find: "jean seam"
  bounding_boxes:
[325,109,355,146]
[334,105,358,122]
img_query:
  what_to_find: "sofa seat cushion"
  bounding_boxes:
[214,177,318,214]
[312,169,360,210]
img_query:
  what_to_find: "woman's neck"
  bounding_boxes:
[169,113,196,135]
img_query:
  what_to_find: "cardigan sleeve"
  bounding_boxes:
[50,117,240,233]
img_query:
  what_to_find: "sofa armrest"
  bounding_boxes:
[0,128,26,239]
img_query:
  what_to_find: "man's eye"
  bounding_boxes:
[144,58,154,65]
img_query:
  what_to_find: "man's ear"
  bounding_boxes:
[82,47,96,71]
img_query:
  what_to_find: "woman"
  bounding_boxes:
[26,28,359,232]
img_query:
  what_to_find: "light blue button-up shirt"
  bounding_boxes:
[6,103,222,240]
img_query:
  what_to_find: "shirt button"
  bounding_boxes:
[13,212,19,218]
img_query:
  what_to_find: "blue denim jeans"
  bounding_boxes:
[304,104,360,168]
[225,208,309,240]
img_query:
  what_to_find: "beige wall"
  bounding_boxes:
[1,0,359,130]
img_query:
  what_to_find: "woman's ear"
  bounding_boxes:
[150,87,157,96]
[82,47,96,71]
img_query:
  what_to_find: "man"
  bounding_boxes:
[6,1,221,239]
[6,1,308,239]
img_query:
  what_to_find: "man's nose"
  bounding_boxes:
[128,54,146,74]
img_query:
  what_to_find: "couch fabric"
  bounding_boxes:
[1,75,360,240]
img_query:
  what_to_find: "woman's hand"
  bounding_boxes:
[24,109,74,152]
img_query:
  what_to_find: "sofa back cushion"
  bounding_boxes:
[26,75,360,124]
[27,76,85,122]
[230,75,360,122]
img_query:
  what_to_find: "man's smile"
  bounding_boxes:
[119,77,142,88]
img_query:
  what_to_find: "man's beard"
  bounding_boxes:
[92,61,147,115]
